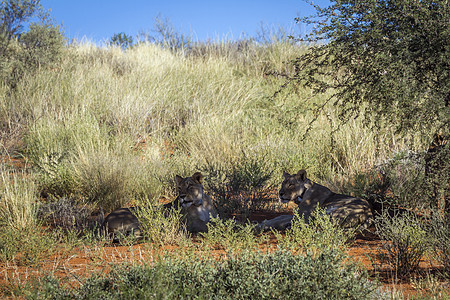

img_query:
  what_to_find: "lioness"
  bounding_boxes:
[171,172,218,233]
[102,207,142,240]
[102,172,217,238]
[259,170,373,231]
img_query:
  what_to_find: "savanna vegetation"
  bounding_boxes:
[0,0,448,298]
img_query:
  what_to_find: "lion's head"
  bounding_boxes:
[278,170,312,205]
[175,172,205,208]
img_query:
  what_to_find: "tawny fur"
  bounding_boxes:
[102,172,217,239]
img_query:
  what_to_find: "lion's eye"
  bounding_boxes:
[288,184,295,188]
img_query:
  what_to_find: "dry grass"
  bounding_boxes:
[0,39,440,297]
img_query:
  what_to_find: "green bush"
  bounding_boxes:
[375,210,428,276]
[0,225,58,266]
[19,22,64,68]
[202,153,274,217]
[135,201,187,246]
[28,249,379,299]
[276,207,355,254]
[34,155,76,199]
[109,32,134,50]
[200,216,262,251]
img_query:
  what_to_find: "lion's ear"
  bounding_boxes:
[283,171,290,178]
[192,172,203,184]
[175,175,183,186]
[297,170,307,181]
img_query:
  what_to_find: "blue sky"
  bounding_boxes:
[41,0,330,43]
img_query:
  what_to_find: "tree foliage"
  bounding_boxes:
[0,0,39,44]
[109,32,134,50]
[0,0,64,87]
[291,0,449,135]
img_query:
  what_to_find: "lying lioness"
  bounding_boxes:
[102,172,218,239]
[102,206,142,240]
[169,171,218,233]
[259,170,373,231]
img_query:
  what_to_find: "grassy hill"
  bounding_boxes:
[2,41,423,212]
[0,38,447,299]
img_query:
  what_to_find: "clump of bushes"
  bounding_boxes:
[28,249,380,299]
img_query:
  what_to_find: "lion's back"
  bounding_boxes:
[322,194,373,230]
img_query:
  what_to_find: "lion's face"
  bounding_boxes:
[175,172,204,208]
[278,170,309,205]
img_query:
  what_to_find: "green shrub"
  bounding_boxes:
[276,207,355,254]
[109,32,134,50]
[202,153,274,217]
[35,156,76,199]
[0,225,59,266]
[19,22,64,68]
[28,249,379,299]
[135,201,187,246]
[200,216,262,251]
[375,210,428,276]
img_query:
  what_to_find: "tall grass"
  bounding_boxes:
[0,170,37,229]
[0,169,60,266]
[0,39,427,212]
